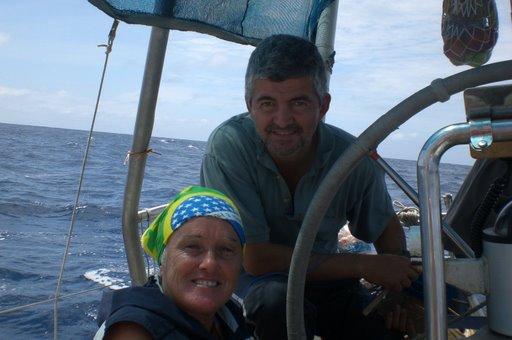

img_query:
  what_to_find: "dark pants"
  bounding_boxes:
[237,273,402,340]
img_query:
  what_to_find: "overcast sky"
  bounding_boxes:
[1,1,511,165]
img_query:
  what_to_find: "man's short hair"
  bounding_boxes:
[244,34,328,103]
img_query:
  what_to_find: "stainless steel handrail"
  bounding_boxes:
[418,120,512,340]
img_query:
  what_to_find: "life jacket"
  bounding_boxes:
[95,276,251,340]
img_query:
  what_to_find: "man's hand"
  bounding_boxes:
[358,254,420,292]
[386,305,417,338]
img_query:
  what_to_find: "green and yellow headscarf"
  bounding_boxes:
[141,186,245,265]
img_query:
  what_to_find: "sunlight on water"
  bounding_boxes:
[84,269,129,290]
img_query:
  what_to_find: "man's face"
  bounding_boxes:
[247,77,330,164]
[160,216,242,327]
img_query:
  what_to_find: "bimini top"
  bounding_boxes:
[88,0,335,45]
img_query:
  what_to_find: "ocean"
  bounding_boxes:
[0,122,471,339]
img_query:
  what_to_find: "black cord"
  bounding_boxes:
[470,158,512,257]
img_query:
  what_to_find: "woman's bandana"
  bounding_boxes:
[141,186,245,265]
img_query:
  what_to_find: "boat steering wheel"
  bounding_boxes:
[286,59,512,339]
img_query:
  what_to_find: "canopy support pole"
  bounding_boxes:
[122,27,169,286]
[315,0,339,90]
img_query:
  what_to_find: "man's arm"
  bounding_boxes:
[244,239,419,292]
[373,213,408,255]
[243,243,293,275]
[243,242,363,280]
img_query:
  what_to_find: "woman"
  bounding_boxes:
[96,186,250,340]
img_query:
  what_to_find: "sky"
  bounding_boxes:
[1,1,511,165]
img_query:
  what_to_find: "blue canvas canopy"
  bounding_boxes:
[89,0,334,45]
[88,0,335,45]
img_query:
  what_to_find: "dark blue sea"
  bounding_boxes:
[0,123,471,339]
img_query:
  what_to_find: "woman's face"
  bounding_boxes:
[160,216,243,328]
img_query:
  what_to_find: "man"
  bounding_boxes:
[200,34,419,339]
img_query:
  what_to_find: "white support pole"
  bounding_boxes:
[315,0,339,91]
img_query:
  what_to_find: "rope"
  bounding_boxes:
[52,19,119,340]
[394,200,421,226]
[0,280,126,315]
[408,299,487,340]
[124,148,161,165]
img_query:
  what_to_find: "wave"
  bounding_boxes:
[158,138,175,143]
[84,268,130,290]
[0,200,122,220]
[0,294,100,339]
[0,267,42,282]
